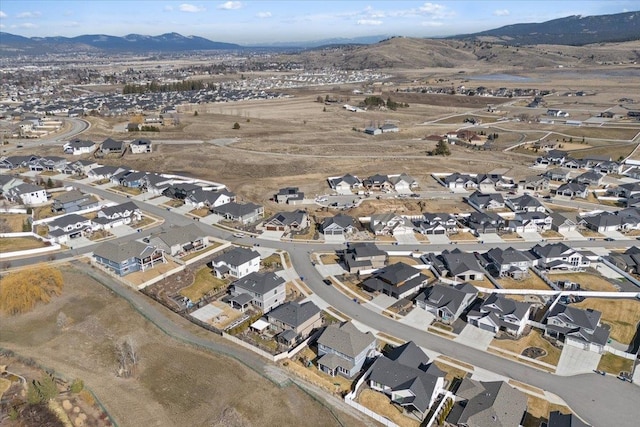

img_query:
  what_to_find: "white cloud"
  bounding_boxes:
[389,2,453,19]
[0,24,4,29]
[0,11,7,19]
[418,2,445,15]
[421,21,444,27]
[179,4,205,13]
[257,11,272,18]
[63,21,80,28]
[218,1,242,10]
[15,22,38,29]
[17,11,41,19]
[164,5,174,12]
[357,19,383,26]
[493,9,510,17]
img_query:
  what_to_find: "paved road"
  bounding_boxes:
[11,179,640,426]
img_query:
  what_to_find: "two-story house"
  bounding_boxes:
[467,294,532,337]
[51,190,99,213]
[415,282,478,324]
[93,201,141,230]
[93,240,166,276]
[316,321,377,378]
[485,247,535,279]
[342,243,387,274]
[211,247,260,279]
[531,243,590,271]
[5,183,48,206]
[369,213,414,236]
[47,213,93,243]
[545,303,610,353]
[466,191,505,211]
[146,223,208,257]
[229,271,286,313]
[266,301,322,346]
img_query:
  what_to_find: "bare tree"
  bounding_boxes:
[115,336,140,378]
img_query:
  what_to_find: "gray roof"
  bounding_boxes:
[266,210,306,227]
[12,183,45,195]
[212,202,262,217]
[548,411,591,427]
[99,201,139,217]
[321,214,355,230]
[350,243,386,258]
[508,194,543,209]
[533,242,574,259]
[487,247,531,266]
[416,282,478,314]
[213,247,260,267]
[455,380,528,427]
[150,223,204,247]
[441,249,484,276]
[101,138,124,150]
[93,240,158,263]
[481,294,531,321]
[386,341,444,376]
[368,356,441,414]
[375,262,421,285]
[468,190,504,207]
[317,321,376,359]
[48,213,90,229]
[232,271,286,295]
[267,301,320,328]
[53,190,90,204]
[547,303,601,331]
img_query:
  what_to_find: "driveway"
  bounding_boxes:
[478,233,503,243]
[316,263,347,278]
[560,229,588,241]
[323,234,345,244]
[518,231,543,242]
[454,324,495,351]
[394,233,419,244]
[260,230,284,241]
[142,195,172,206]
[427,233,450,244]
[602,230,627,240]
[363,294,397,314]
[555,345,602,376]
[399,308,435,330]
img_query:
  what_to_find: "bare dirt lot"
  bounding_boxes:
[0,264,366,427]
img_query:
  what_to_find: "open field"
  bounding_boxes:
[574,298,640,344]
[597,352,635,375]
[0,265,365,427]
[0,213,29,232]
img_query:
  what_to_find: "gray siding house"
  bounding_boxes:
[316,321,377,378]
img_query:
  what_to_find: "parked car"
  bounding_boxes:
[323,279,332,285]
[233,232,245,238]
[604,237,614,241]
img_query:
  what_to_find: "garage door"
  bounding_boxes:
[478,322,496,333]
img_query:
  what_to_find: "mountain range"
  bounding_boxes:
[0,11,638,55]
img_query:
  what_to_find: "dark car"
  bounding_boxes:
[604,237,615,241]
[410,193,420,198]
[323,279,332,285]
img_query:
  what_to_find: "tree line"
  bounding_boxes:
[122,80,209,94]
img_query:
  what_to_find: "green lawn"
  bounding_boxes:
[179,266,227,302]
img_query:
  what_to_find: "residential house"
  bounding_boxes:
[147,223,208,256]
[415,282,478,324]
[0,175,22,196]
[475,174,514,192]
[575,171,603,186]
[593,160,622,175]
[361,262,430,299]
[100,138,125,154]
[0,154,39,169]
[229,271,286,313]
[370,213,414,236]
[275,187,304,204]
[551,212,578,233]
[442,173,477,190]
[515,211,552,231]
[486,247,535,279]
[448,379,527,427]
[51,190,99,213]
[93,240,166,276]
[532,243,590,271]
[327,174,362,193]
[556,182,588,198]
[28,156,67,172]
[546,149,569,164]
[130,138,152,154]
[580,212,621,233]
[316,321,377,378]
[162,182,201,200]
[342,243,387,274]
[364,174,393,191]
[263,210,309,233]
[87,165,126,180]
[439,249,485,281]
[141,173,173,195]
[388,173,418,192]
[211,247,260,279]
[545,303,610,353]
[63,139,96,155]
[466,191,505,211]
[5,183,47,205]
[211,202,264,224]
[93,201,141,230]
[320,214,357,237]
[610,182,640,199]
[563,158,589,169]
[185,188,235,209]
[518,175,549,192]
[467,294,532,337]
[367,341,445,421]
[545,168,571,182]
[466,211,505,234]
[416,213,457,235]
[506,194,545,213]
[47,213,93,243]
[266,301,322,346]
[380,123,399,133]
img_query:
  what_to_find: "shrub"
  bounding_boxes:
[70,378,84,393]
[0,265,64,314]
[232,122,240,130]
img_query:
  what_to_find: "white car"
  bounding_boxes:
[233,232,245,238]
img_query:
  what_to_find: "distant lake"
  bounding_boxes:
[467,74,535,82]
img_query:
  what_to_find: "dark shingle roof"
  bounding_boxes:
[267,301,320,329]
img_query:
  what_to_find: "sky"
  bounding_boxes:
[0,1,638,44]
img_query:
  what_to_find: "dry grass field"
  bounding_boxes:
[573,298,640,344]
[0,265,365,427]
[0,236,48,252]
[549,272,619,292]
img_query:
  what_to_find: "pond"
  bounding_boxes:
[467,73,536,82]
